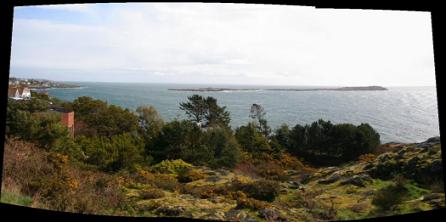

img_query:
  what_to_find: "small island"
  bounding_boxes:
[169,86,388,92]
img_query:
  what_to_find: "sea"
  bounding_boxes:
[46,82,440,144]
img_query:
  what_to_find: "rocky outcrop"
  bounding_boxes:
[318,172,341,184]
[339,173,373,187]
[365,137,443,184]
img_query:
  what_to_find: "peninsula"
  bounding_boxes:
[168,86,388,92]
[8,77,80,89]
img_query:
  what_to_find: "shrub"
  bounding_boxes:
[286,119,381,165]
[140,188,165,199]
[358,153,377,163]
[2,138,129,214]
[236,196,270,210]
[177,168,205,183]
[231,179,280,202]
[255,161,288,181]
[152,173,179,191]
[151,159,193,174]
[372,176,409,211]
[180,184,229,198]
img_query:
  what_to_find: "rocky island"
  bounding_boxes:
[169,86,388,92]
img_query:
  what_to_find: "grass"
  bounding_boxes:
[0,190,33,207]
[404,182,430,199]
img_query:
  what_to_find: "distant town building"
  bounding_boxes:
[8,86,31,100]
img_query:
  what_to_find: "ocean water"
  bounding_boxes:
[47,82,440,143]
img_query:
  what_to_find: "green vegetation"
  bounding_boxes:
[2,93,444,221]
[276,119,381,166]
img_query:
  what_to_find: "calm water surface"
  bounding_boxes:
[47,82,440,143]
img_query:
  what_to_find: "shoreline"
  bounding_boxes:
[168,86,388,92]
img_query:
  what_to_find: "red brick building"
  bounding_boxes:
[36,106,75,137]
[60,111,75,137]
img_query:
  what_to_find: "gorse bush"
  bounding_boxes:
[2,138,128,214]
[230,178,280,202]
[139,188,165,200]
[177,168,205,183]
[151,159,193,174]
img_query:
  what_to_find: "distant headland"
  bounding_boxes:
[168,86,388,92]
[8,77,80,89]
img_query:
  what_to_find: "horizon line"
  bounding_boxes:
[9,75,437,88]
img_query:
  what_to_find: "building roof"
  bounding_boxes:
[8,86,30,97]
[49,105,73,113]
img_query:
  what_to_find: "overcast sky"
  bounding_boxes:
[10,3,435,86]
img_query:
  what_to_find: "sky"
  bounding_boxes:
[9,3,436,86]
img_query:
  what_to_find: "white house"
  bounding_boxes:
[8,86,31,100]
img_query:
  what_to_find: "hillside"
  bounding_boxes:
[2,136,444,221]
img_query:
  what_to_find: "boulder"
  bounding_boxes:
[225,209,258,222]
[422,193,445,201]
[407,156,420,169]
[363,163,374,170]
[339,174,372,187]
[155,205,186,216]
[206,210,226,221]
[260,208,287,222]
[430,160,443,173]
[318,173,341,184]
[288,181,301,189]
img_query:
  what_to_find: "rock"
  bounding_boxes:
[155,205,186,216]
[288,181,301,189]
[299,173,312,184]
[260,208,287,222]
[225,209,257,222]
[430,160,443,173]
[422,193,446,208]
[318,173,341,184]
[377,153,391,162]
[206,175,221,183]
[422,193,444,201]
[206,210,226,221]
[287,170,299,176]
[396,149,407,159]
[425,136,441,144]
[364,189,376,196]
[339,174,372,187]
[407,156,420,169]
[363,163,374,170]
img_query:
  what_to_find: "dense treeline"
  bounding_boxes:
[5,93,381,172]
[273,120,380,165]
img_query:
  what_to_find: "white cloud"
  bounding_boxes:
[33,3,94,13]
[10,4,435,86]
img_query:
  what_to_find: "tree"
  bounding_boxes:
[150,120,206,163]
[136,105,164,143]
[76,133,144,171]
[273,124,291,151]
[204,127,241,168]
[179,95,207,124]
[235,122,271,154]
[71,97,139,137]
[249,104,271,137]
[180,95,231,128]
[285,119,381,165]
[205,97,231,128]
[33,114,70,150]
